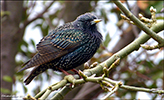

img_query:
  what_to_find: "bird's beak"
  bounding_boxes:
[91,19,102,25]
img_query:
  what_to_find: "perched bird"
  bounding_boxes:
[18,13,102,85]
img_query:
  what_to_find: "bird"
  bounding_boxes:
[18,13,102,85]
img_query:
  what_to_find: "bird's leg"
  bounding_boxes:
[71,69,79,75]
[71,69,82,78]
[58,68,70,75]
[58,68,81,79]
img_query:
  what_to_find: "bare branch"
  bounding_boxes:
[24,1,55,27]
[113,0,164,44]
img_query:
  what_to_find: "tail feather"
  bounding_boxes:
[22,60,30,66]
[18,52,64,73]
[24,65,48,85]
[18,54,41,73]
[18,53,43,73]
[17,60,31,72]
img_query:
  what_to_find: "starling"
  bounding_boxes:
[18,13,102,85]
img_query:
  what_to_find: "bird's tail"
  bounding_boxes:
[18,53,41,73]
[24,65,48,85]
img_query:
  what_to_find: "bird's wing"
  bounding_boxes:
[18,29,86,72]
[37,29,83,54]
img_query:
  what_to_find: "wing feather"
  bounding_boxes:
[19,28,86,72]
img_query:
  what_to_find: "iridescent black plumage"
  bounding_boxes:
[19,13,102,85]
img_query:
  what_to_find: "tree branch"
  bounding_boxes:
[23,2,164,99]
[24,1,54,28]
[24,20,164,100]
[113,0,164,44]
[49,21,164,100]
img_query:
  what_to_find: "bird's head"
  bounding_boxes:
[74,13,102,31]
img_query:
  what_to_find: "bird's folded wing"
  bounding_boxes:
[18,29,85,72]
[37,29,84,54]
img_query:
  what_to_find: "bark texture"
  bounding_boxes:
[1,1,24,100]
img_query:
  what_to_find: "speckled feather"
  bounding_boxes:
[19,13,102,85]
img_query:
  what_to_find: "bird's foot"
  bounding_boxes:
[58,68,82,78]
[58,68,70,75]
[71,69,82,78]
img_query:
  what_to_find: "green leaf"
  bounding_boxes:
[1,11,10,17]
[150,1,163,13]
[1,88,11,94]
[30,39,36,47]
[49,14,57,22]
[158,59,164,67]
[12,90,18,95]
[100,8,108,23]
[2,75,12,82]
[23,85,27,93]
[33,23,42,29]
[145,60,154,68]
[156,16,164,20]
[41,23,49,36]
[22,40,29,48]
[152,71,163,80]
[145,1,163,14]
[103,33,111,47]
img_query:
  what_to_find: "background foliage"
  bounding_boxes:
[1,1,163,99]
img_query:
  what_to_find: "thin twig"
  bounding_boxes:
[113,0,164,44]
[23,2,164,99]
[24,1,55,27]
[101,82,122,99]
[50,20,164,100]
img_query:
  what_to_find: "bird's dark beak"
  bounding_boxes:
[91,19,102,25]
